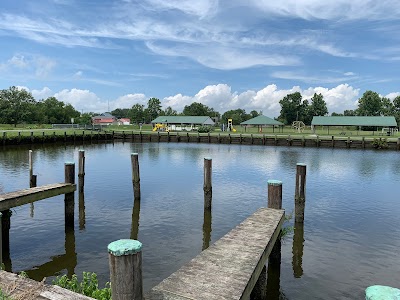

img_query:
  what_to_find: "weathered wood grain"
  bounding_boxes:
[0,183,76,210]
[146,207,284,300]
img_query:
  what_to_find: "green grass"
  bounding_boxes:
[0,289,11,300]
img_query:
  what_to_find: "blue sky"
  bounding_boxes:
[0,0,399,116]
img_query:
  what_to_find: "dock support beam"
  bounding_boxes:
[108,239,143,300]
[295,163,307,223]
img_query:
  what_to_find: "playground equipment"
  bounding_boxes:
[381,127,398,136]
[153,123,169,132]
[227,119,237,132]
[292,121,305,133]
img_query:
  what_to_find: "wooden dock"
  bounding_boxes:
[0,270,94,299]
[146,207,284,300]
[0,183,76,210]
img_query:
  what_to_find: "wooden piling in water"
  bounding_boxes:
[78,150,85,192]
[295,163,306,223]
[0,212,2,266]
[131,153,141,198]
[29,150,34,187]
[266,179,282,299]
[64,162,75,228]
[203,158,212,209]
[108,239,143,300]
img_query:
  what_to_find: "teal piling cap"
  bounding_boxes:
[297,163,306,166]
[131,153,139,156]
[79,149,85,152]
[366,285,400,299]
[268,180,282,186]
[108,239,142,256]
[204,157,212,160]
[65,162,75,165]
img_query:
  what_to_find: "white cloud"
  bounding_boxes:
[32,87,53,99]
[0,54,56,77]
[113,93,147,109]
[8,55,28,68]
[271,71,359,84]
[34,56,56,77]
[54,89,106,112]
[386,92,400,100]
[344,72,356,76]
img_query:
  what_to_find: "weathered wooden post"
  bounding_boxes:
[295,163,306,223]
[1,210,11,271]
[28,150,37,188]
[131,153,141,198]
[30,131,34,142]
[203,158,212,209]
[363,136,366,149]
[79,189,85,231]
[331,135,335,148]
[266,179,282,299]
[108,239,143,300]
[78,150,85,192]
[64,162,75,228]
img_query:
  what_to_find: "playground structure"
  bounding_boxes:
[381,127,399,136]
[292,121,305,133]
[227,119,236,132]
[152,123,169,132]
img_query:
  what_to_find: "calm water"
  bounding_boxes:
[1,141,400,299]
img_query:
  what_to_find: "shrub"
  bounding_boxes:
[197,125,213,133]
[372,138,388,149]
[53,272,111,300]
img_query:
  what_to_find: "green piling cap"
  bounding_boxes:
[366,285,400,299]
[297,163,306,166]
[268,180,282,186]
[204,157,212,160]
[131,153,139,156]
[108,239,142,256]
[79,149,85,152]
[65,162,75,165]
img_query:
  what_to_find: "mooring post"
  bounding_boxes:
[203,158,212,209]
[130,196,141,240]
[295,163,306,223]
[108,239,143,300]
[202,207,212,251]
[64,162,75,228]
[30,131,34,142]
[265,179,282,299]
[78,150,85,192]
[29,150,34,187]
[131,153,141,198]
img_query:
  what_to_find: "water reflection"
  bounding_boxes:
[131,194,141,240]
[202,207,212,251]
[79,191,86,231]
[266,239,281,299]
[292,222,305,278]
[1,209,12,271]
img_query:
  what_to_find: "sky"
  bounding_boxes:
[1,0,400,117]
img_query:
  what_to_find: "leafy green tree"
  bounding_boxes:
[278,92,309,125]
[381,97,395,116]
[183,102,216,117]
[111,108,130,118]
[0,86,36,126]
[392,95,400,125]
[164,106,178,116]
[356,90,382,116]
[38,97,80,123]
[129,104,146,123]
[146,98,162,122]
[77,112,95,125]
[331,112,343,116]
[344,110,356,116]
[221,109,249,125]
[309,93,328,116]
[250,110,260,118]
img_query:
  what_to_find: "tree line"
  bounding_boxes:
[1,86,400,126]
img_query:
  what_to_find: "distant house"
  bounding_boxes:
[91,112,117,125]
[118,118,131,125]
[151,116,215,131]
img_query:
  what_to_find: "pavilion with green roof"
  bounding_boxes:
[151,116,215,131]
[311,116,398,135]
[240,115,284,133]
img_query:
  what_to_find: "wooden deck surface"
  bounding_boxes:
[0,183,76,210]
[0,270,94,299]
[146,207,284,300]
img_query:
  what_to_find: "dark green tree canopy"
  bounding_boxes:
[0,86,36,126]
[183,102,216,117]
[356,90,382,116]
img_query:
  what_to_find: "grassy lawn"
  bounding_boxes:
[1,124,398,140]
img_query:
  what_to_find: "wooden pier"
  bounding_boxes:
[0,183,76,210]
[146,207,284,300]
[0,270,94,299]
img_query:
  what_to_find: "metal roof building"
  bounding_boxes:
[151,116,215,125]
[240,115,284,126]
[311,116,398,127]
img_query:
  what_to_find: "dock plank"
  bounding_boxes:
[0,270,94,299]
[146,207,284,300]
[0,183,76,210]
